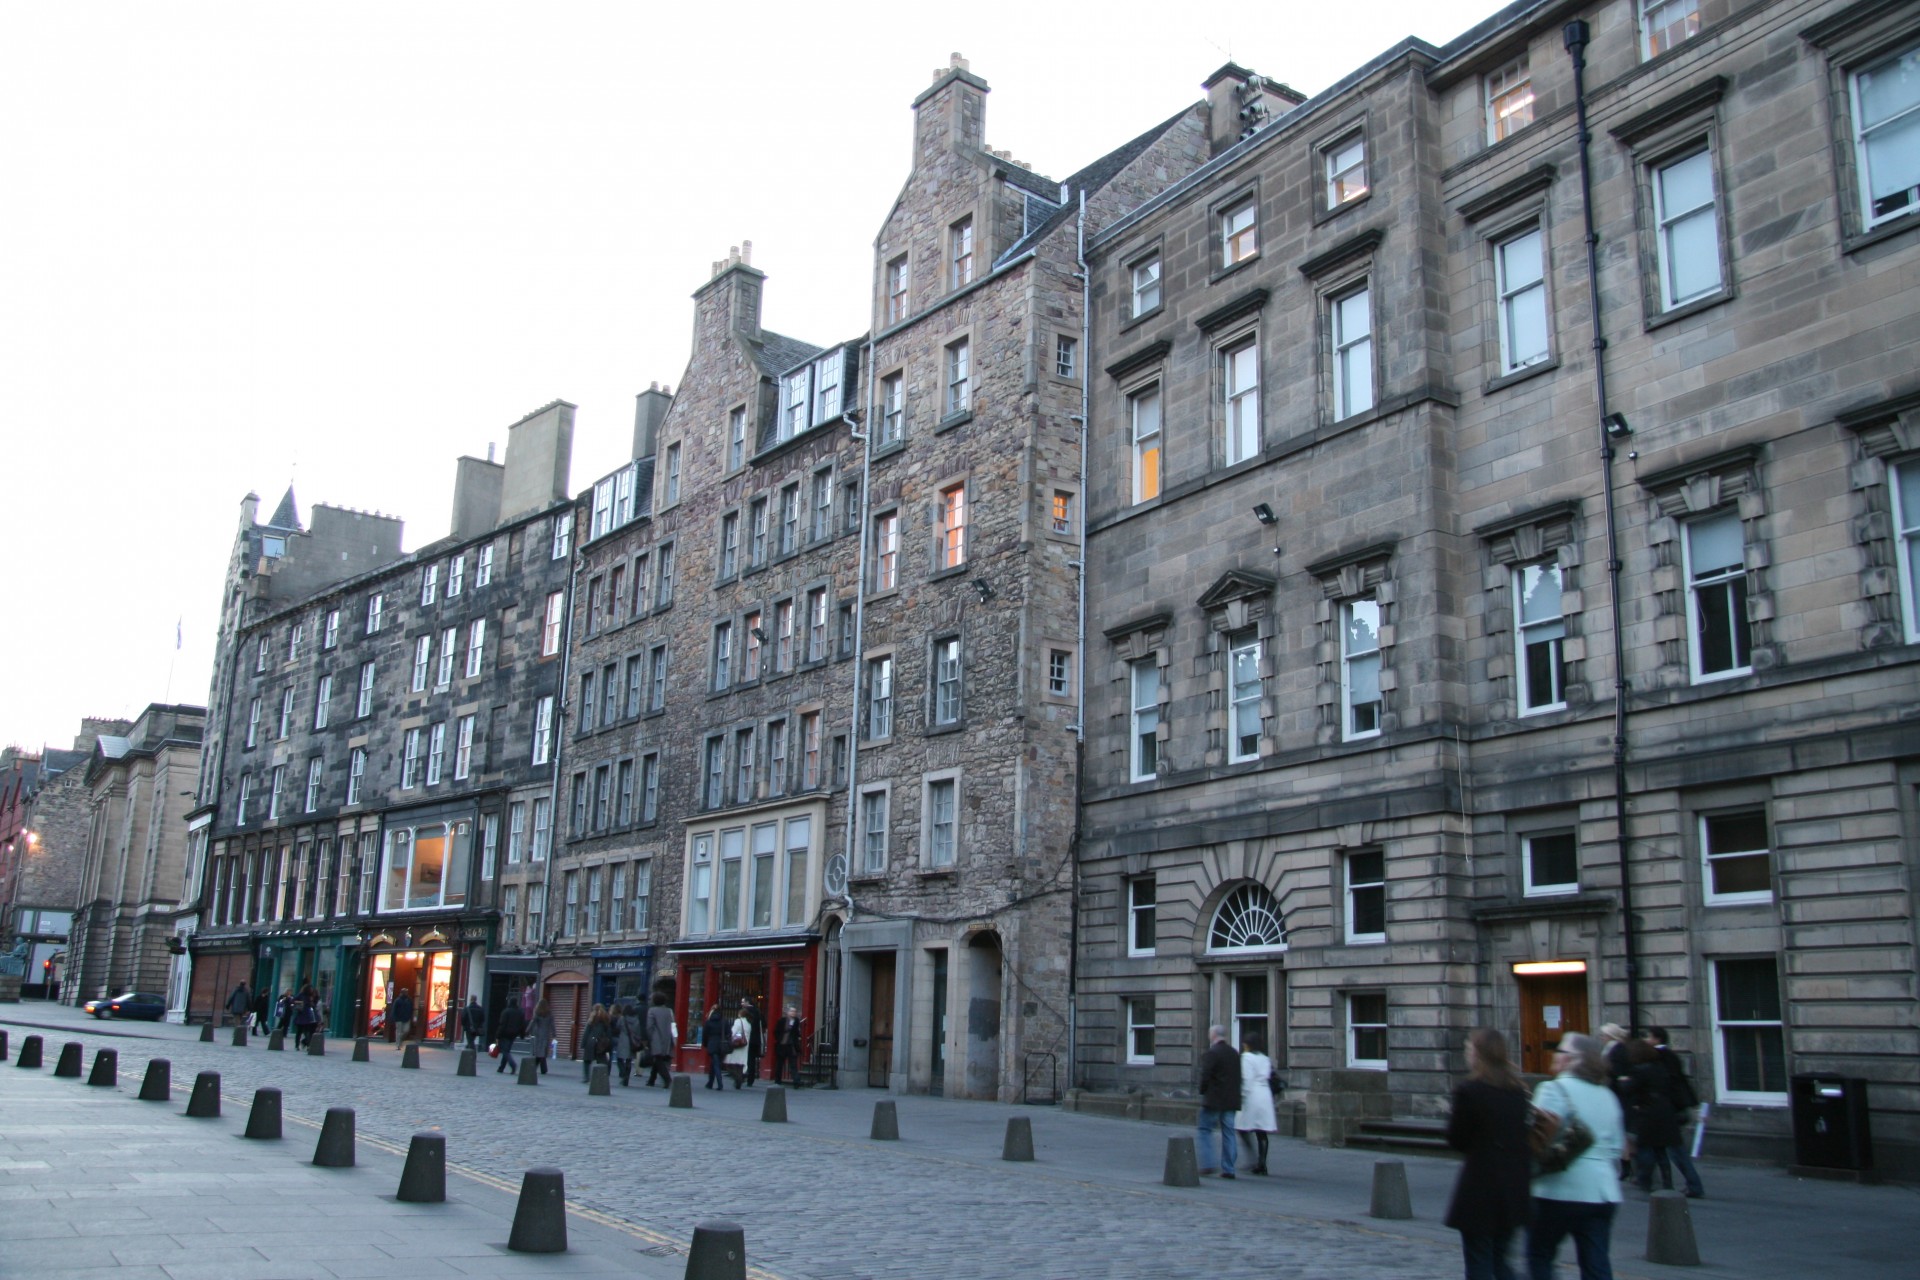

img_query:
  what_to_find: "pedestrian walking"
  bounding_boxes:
[1195,1024,1241,1179]
[1622,1038,1692,1196]
[459,995,485,1051]
[644,991,677,1087]
[292,993,319,1050]
[252,986,271,1033]
[1639,1027,1704,1197]
[740,996,765,1086]
[702,1005,728,1089]
[494,998,527,1073]
[613,1001,644,1086]
[727,1004,753,1088]
[225,981,252,1028]
[275,991,294,1036]
[1235,1031,1278,1175]
[527,1000,554,1074]
[1526,1032,1626,1280]
[580,1004,613,1084]
[771,1004,805,1087]
[1445,1029,1531,1280]
[389,987,415,1043]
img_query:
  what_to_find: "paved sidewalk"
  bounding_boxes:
[5,1004,1916,1279]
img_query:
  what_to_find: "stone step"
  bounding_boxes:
[1345,1118,1456,1158]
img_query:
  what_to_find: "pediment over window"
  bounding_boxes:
[1196,569,1277,611]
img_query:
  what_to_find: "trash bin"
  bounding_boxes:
[1790,1075,1872,1172]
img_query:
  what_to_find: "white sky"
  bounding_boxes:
[0,0,1496,753]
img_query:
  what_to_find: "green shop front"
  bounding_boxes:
[255,928,361,1039]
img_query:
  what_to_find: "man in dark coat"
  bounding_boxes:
[459,996,486,1051]
[494,999,528,1073]
[225,981,251,1027]
[390,987,415,1042]
[1196,1024,1242,1178]
[701,1005,729,1089]
[1642,1026,1705,1198]
[740,997,765,1086]
[771,1005,805,1087]
[252,986,271,1033]
[1445,1029,1532,1280]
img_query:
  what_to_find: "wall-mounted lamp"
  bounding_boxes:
[974,579,994,603]
[1603,412,1632,440]
[749,626,768,643]
[1251,502,1276,525]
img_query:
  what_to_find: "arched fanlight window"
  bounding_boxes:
[1207,883,1287,953]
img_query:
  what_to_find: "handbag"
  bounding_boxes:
[488,1042,499,1058]
[731,1034,747,1049]
[1530,1081,1596,1175]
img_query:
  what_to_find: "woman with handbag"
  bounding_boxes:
[527,1000,555,1076]
[644,992,677,1087]
[1526,1032,1626,1280]
[702,1005,729,1089]
[726,1004,752,1088]
[1234,1031,1278,1175]
[1444,1029,1531,1280]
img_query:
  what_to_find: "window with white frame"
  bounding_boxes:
[454,714,475,780]
[937,483,966,569]
[255,637,268,674]
[542,591,564,656]
[420,563,438,606]
[1640,0,1701,60]
[588,864,605,930]
[476,544,493,586]
[662,444,681,506]
[1515,561,1567,713]
[733,727,755,805]
[1130,384,1162,504]
[749,823,776,928]
[945,338,971,416]
[465,619,486,678]
[525,882,545,941]
[425,722,446,785]
[1852,43,1920,230]
[642,753,660,822]
[1223,340,1259,464]
[267,765,285,820]
[531,796,552,861]
[1227,630,1262,762]
[247,697,261,747]
[806,588,828,663]
[551,510,573,559]
[742,611,762,681]
[1487,56,1535,143]
[1523,830,1579,896]
[1347,992,1388,1068]
[1345,849,1386,943]
[1495,225,1549,373]
[507,801,525,864]
[1047,647,1074,698]
[866,656,893,739]
[531,695,554,766]
[1050,489,1075,536]
[1895,460,1920,642]
[719,512,739,579]
[933,636,962,725]
[615,758,634,824]
[448,553,463,597]
[1653,146,1723,310]
[411,636,431,692]
[782,818,810,926]
[1208,883,1287,952]
[810,472,833,543]
[949,216,974,289]
[781,371,808,440]
[886,255,909,324]
[1701,808,1772,905]
[608,860,626,930]
[1125,997,1156,1065]
[872,511,899,591]
[703,738,725,811]
[648,646,667,713]
[1131,254,1161,316]
[1684,509,1751,681]
[569,772,588,837]
[1342,597,1382,738]
[1331,285,1374,419]
[1326,135,1368,206]
[1055,334,1077,379]
[346,747,365,805]
[323,609,339,649]
[656,543,676,606]
[563,869,581,934]
[728,406,748,471]
[287,622,302,662]
[314,674,332,729]
[879,373,904,445]
[1129,658,1160,781]
[1220,198,1258,266]
[1711,957,1786,1102]
[475,813,496,882]
[924,775,958,868]
[357,834,378,914]
[436,626,456,688]
[813,353,843,424]
[859,786,888,874]
[304,757,323,813]
[712,622,733,692]
[767,719,788,797]
[278,686,294,738]
[778,485,799,556]
[366,593,384,634]
[632,857,652,931]
[357,662,375,718]
[717,828,743,930]
[1127,876,1156,956]
[801,711,822,788]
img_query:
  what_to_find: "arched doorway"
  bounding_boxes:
[964,931,1002,1099]
[1203,882,1288,1067]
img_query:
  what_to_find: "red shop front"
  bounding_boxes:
[670,936,819,1079]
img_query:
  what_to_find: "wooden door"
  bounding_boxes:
[1516,972,1590,1075]
[866,953,895,1088]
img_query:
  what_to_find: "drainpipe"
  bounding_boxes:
[1565,18,1640,1032]
[1065,190,1091,1091]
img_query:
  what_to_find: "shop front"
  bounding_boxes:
[484,954,541,1039]
[592,946,657,1010]
[255,929,358,1037]
[360,923,489,1042]
[670,935,819,1078]
[357,801,487,1042]
[186,934,254,1024]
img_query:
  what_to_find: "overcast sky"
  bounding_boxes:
[0,0,1496,753]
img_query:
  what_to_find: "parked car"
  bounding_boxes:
[83,991,166,1020]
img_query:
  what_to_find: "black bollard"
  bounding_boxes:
[400,1043,420,1070]
[231,1025,248,1048]
[396,1131,445,1203]
[16,1034,43,1069]
[684,1220,747,1280]
[307,1032,325,1057]
[588,1063,610,1096]
[1369,1160,1413,1219]
[138,1058,171,1101]
[1647,1190,1703,1266]
[0,1027,8,1059]
[243,1087,283,1140]
[761,1086,787,1123]
[351,1037,370,1063]
[669,1074,693,1108]
[870,1099,899,1141]
[1163,1135,1200,1187]
[313,1107,355,1168]
[87,1048,118,1088]
[54,1041,83,1077]
[267,1030,285,1051]
[199,1023,214,1043]
[184,1071,221,1118]
[506,1166,568,1253]
[518,1056,539,1086]
[457,1048,476,1077]
[1003,1115,1035,1162]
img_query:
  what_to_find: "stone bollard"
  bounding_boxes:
[588,1063,611,1096]
[231,1025,248,1048]
[1003,1115,1035,1162]
[243,1088,283,1140]
[199,1023,215,1043]
[307,1032,325,1057]
[1369,1160,1413,1220]
[1163,1135,1200,1187]
[313,1107,355,1168]
[396,1131,446,1203]
[506,1167,568,1254]
[1647,1189,1702,1266]
[669,1074,692,1108]
[518,1056,539,1086]
[16,1034,43,1069]
[351,1037,371,1063]
[138,1058,171,1101]
[761,1086,788,1123]
[87,1048,118,1087]
[54,1041,84,1077]
[400,1043,420,1070]
[185,1071,221,1118]
[268,1030,285,1051]
[457,1048,477,1077]
[870,1099,899,1141]
[684,1220,747,1280]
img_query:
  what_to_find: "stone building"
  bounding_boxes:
[0,736,93,1000]
[187,405,576,1041]
[67,704,204,1005]
[1072,0,1920,1175]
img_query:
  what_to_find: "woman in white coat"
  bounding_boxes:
[726,1006,752,1088]
[1236,1030,1279,1175]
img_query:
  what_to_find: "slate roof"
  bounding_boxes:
[265,486,301,532]
[743,329,826,379]
[995,105,1199,266]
